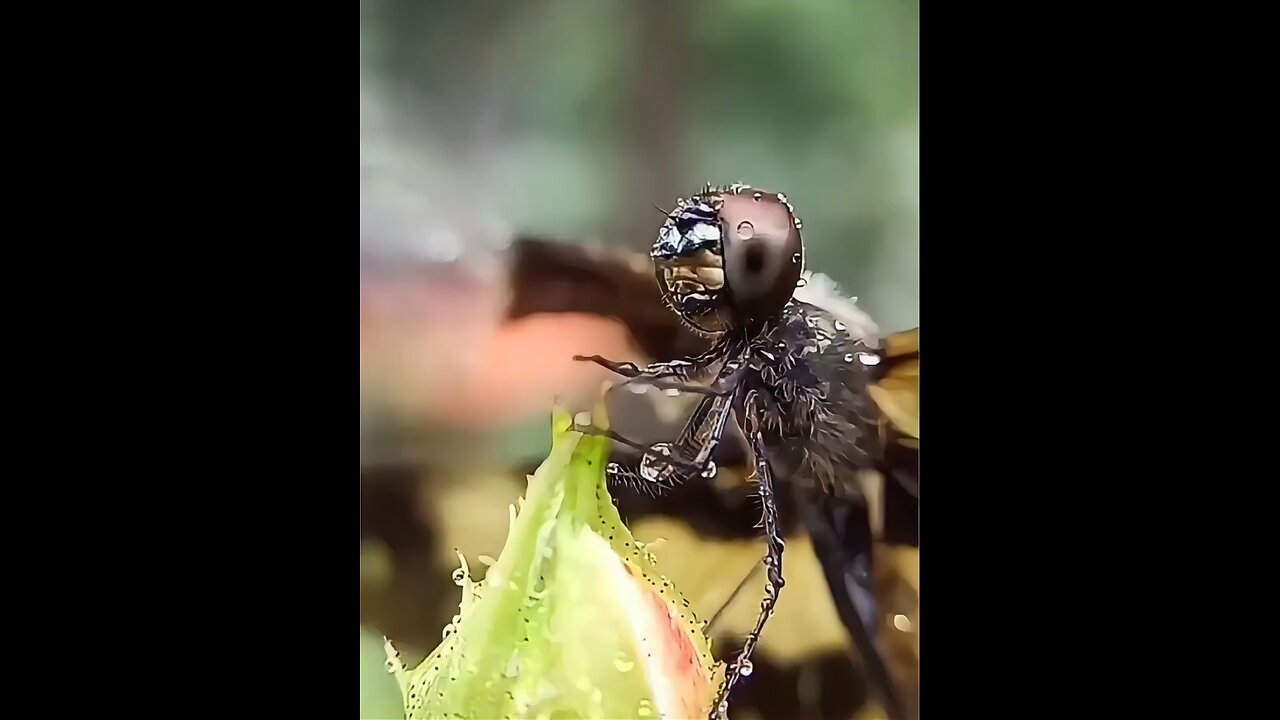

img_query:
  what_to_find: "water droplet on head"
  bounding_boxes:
[857,352,881,366]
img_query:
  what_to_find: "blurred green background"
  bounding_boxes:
[360,2,918,717]
[360,0,918,331]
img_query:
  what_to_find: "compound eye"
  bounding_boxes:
[650,197,733,334]
[718,191,803,322]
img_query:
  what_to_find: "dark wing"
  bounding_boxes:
[869,328,919,548]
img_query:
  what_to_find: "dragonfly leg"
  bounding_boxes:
[711,430,787,719]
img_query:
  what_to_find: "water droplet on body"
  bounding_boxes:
[639,444,672,483]
[857,352,881,366]
[739,659,754,676]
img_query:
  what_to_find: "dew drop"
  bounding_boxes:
[637,700,653,717]
[844,353,855,362]
[613,651,636,672]
[796,277,808,288]
[628,383,649,395]
[384,658,397,673]
[663,387,680,397]
[451,568,467,586]
[504,652,521,678]
[640,443,672,483]
[752,192,763,200]
[739,659,754,676]
[795,219,804,229]
[792,252,801,263]
[833,320,847,331]
[857,352,881,366]
[701,461,717,478]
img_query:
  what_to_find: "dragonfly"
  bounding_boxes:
[574,183,920,719]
